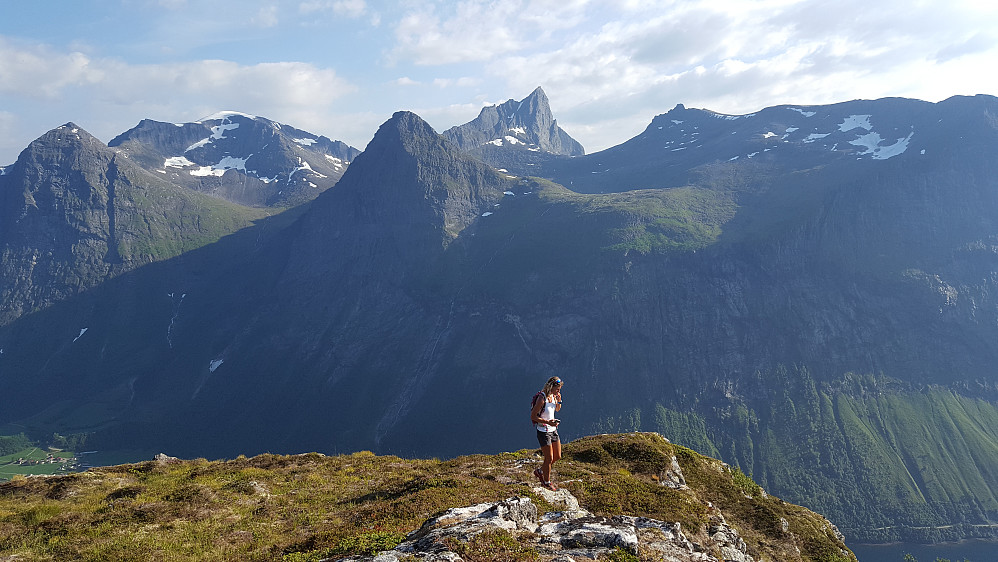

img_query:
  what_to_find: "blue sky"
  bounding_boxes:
[1,0,997,165]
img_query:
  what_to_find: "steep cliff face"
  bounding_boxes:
[0,123,267,325]
[109,112,360,207]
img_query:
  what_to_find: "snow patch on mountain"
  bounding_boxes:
[839,114,873,132]
[293,138,316,146]
[789,108,817,117]
[804,133,831,143]
[185,138,212,152]
[190,155,250,177]
[324,155,346,171]
[164,156,195,168]
[185,120,241,152]
[850,131,914,160]
[199,110,257,122]
[288,158,315,181]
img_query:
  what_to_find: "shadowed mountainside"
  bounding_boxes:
[2,96,998,544]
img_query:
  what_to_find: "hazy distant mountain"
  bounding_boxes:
[443,87,584,174]
[109,111,360,207]
[3,95,998,545]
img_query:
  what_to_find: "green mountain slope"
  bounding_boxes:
[642,369,998,543]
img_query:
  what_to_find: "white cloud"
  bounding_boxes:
[253,5,280,27]
[0,111,19,165]
[0,38,104,99]
[432,77,482,88]
[391,0,594,65]
[299,0,366,17]
[333,0,366,17]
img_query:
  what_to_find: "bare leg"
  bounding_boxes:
[548,440,562,488]
[540,444,554,484]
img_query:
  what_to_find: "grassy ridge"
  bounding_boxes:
[0,433,853,561]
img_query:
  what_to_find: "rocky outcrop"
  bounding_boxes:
[338,488,753,562]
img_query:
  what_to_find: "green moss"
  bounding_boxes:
[601,546,640,561]
[445,528,539,562]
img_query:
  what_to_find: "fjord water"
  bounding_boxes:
[849,539,998,561]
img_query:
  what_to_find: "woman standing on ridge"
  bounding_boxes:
[531,376,563,491]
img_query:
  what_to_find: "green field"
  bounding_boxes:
[0,447,79,480]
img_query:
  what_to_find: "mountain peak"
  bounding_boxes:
[512,85,551,118]
[290,109,511,280]
[107,112,360,207]
[34,123,101,147]
[442,87,584,158]
[369,110,443,152]
[14,123,110,171]
[317,110,507,231]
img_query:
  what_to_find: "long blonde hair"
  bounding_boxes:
[541,376,562,398]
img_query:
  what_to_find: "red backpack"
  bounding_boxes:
[530,391,545,424]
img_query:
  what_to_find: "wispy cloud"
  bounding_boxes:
[390,0,593,65]
[299,0,367,17]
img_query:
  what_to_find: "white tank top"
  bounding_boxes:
[535,398,558,432]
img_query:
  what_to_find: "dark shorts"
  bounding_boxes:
[536,429,560,447]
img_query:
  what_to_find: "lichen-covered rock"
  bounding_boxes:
[342,489,754,562]
[660,455,688,490]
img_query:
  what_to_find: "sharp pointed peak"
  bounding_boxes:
[525,86,549,100]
